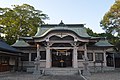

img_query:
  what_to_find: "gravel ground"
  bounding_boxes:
[85,71,120,80]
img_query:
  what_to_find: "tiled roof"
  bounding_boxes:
[12,39,30,47]
[95,40,114,47]
[34,24,91,38]
[17,22,114,48]
[0,39,20,53]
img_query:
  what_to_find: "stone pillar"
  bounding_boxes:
[73,43,78,68]
[33,43,41,75]
[46,42,51,68]
[103,51,107,66]
[29,53,31,62]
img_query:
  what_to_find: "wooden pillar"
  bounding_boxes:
[103,51,107,66]
[18,55,22,71]
[29,53,31,62]
[93,51,95,61]
[46,42,51,68]
[113,53,115,68]
[73,42,78,68]
[15,57,19,71]
[37,44,40,57]
[84,43,87,59]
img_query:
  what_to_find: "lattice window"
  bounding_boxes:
[95,53,104,61]
[87,53,93,61]
[77,51,84,59]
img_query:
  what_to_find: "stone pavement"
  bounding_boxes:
[0,72,85,80]
[85,71,120,80]
[0,72,40,80]
[2,71,120,80]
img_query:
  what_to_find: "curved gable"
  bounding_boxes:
[34,24,91,39]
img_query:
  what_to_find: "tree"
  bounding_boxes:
[87,27,120,52]
[0,4,49,44]
[86,28,114,38]
[86,28,99,37]
[100,0,120,38]
[100,0,120,52]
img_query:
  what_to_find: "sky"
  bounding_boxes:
[0,0,115,33]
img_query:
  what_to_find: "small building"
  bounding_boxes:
[106,52,120,68]
[0,39,21,72]
[12,21,114,72]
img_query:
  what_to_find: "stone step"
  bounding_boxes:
[27,67,82,75]
[43,68,80,75]
[39,75,85,80]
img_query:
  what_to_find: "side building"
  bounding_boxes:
[0,39,21,72]
[12,21,114,72]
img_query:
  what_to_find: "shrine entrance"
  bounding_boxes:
[52,49,72,67]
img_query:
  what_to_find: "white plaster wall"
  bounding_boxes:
[39,60,46,68]
[23,61,34,67]
[40,47,46,51]
[78,61,94,67]
[88,61,95,66]
[78,60,84,67]
[23,60,46,68]
[78,61,106,67]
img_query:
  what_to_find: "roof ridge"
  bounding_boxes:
[41,24,84,28]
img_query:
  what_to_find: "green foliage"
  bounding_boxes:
[86,28,99,37]
[0,4,49,44]
[100,1,120,38]
[87,28,114,40]
[100,1,120,52]
[87,27,120,51]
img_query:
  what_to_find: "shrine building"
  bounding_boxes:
[12,21,114,72]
